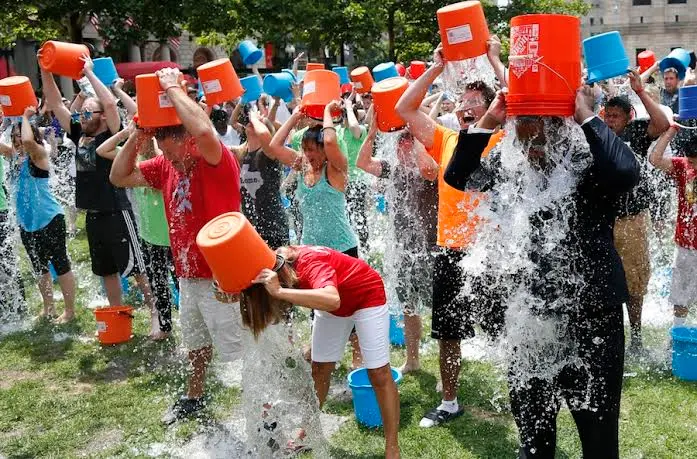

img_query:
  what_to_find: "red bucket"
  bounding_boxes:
[638,50,656,74]
[94,306,134,345]
[507,14,581,117]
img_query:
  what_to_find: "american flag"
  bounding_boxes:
[169,37,181,50]
[124,16,135,28]
[89,14,100,31]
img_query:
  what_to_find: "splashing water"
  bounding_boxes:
[440,55,497,100]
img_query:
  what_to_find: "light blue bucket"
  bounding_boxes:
[679,85,697,120]
[672,326,697,381]
[333,66,350,85]
[660,48,691,80]
[238,40,263,66]
[389,314,405,346]
[373,62,399,83]
[583,32,630,84]
[348,367,402,427]
[264,72,295,101]
[240,75,262,104]
[93,57,119,86]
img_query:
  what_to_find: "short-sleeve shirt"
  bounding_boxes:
[426,125,503,249]
[337,125,367,182]
[139,142,241,278]
[616,119,653,217]
[671,157,697,250]
[660,88,679,114]
[293,246,386,317]
[68,120,131,212]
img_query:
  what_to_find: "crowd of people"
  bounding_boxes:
[0,28,696,459]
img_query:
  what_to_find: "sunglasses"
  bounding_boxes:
[71,110,103,121]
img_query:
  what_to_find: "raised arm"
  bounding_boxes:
[395,45,445,149]
[70,92,85,113]
[344,93,363,139]
[21,107,50,170]
[269,110,303,168]
[415,141,439,181]
[640,61,659,84]
[356,113,383,177]
[487,36,507,88]
[112,79,138,117]
[110,130,151,188]
[156,67,222,165]
[81,55,121,134]
[96,121,134,160]
[649,125,677,173]
[254,268,341,313]
[629,69,670,138]
[323,100,348,173]
[292,52,304,79]
[39,67,72,131]
[429,93,444,120]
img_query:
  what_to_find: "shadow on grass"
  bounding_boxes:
[0,320,77,364]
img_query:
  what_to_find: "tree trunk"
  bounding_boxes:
[340,40,345,66]
[68,13,83,44]
[387,8,396,62]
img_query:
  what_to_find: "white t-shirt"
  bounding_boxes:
[218,125,241,147]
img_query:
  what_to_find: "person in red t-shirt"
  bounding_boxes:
[111,67,243,424]
[241,245,399,459]
[650,125,697,329]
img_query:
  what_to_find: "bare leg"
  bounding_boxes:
[368,364,400,459]
[440,339,462,402]
[627,295,644,348]
[400,313,422,374]
[188,346,213,399]
[311,361,336,407]
[349,332,363,369]
[37,273,55,317]
[134,273,167,339]
[103,274,123,306]
[56,271,76,323]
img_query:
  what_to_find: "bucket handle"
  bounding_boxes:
[508,55,576,96]
[117,310,135,319]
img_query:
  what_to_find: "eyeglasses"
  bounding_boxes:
[71,110,103,121]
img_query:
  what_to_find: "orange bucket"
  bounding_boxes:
[135,73,182,128]
[197,58,244,106]
[38,41,90,80]
[197,212,276,294]
[306,63,325,72]
[372,77,409,132]
[507,14,581,117]
[437,1,489,61]
[350,66,374,94]
[638,50,656,74]
[408,61,426,79]
[301,70,341,119]
[94,306,134,345]
[0,77,38,117]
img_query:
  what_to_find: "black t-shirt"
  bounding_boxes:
[68,120,131,212]
[617,119,653,217]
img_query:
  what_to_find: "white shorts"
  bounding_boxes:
[311,305,389,369]
[179,278,244,361]
[670,246,697,307]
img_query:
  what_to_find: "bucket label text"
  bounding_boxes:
[446,24,473,45]
[0,95,11,106]
[510,24,540,78]
[96,321,107,332]
[203,79,222,94]
[158,92,174,108]
[303,81,316,96]
[354,81,363,89]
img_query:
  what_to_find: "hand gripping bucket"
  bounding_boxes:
[0,77,38,117]
[372,77,409,132]
[507,14,581,118]
[660,48,691,80]
[238,40,263,66]
[671,326,697,381]
[93,57,119,87]
[306,63,325,72]
[395,63,406,77]
[678,86,697,120]
[583,32,630,84]
[408,61,426,79]
[332,66,351,85]
[372,62,399,83]
[196,212,277,294]
[264,72,295,102]
[94,306,134,345]
[348,368,402,428]
[637,50,657,74]
[350,66,374,94]
[39,41,90,80]
[301,70,341,119]
[197,58,244,106]
[437,1,489,61]
[135,73,181,128]
[240,75,263,104]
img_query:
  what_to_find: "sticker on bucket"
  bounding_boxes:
[203,79,222,94]
[303,81,316,96]
[158,92,174,108]
[446,24,473,45]
[510,24,540,78]
[96,321,107,332]
[0,95,11,106]
[354,81,363,89]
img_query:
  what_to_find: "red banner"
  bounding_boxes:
[265,42,274,68]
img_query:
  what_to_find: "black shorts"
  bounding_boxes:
[20,214,71,277]
[86,210,146,277]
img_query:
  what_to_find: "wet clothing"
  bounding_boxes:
[141,239,176,332]
[671,157,697,250]
[239,148,289,249]
[86,210,145,277]
[20,214,71,277]
[132,186,171,247]
[445,117,639,459]
[11,157,63,232]
[615,119,654,218]
[660,88,679,114]
[337,125,367,183]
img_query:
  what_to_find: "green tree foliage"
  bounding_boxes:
[0,4,62,49]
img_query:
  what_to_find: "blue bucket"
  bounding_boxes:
[93,57,119,86]
[375,194,387,214]
[333,66,350,85]
[679,86,697,120]
[263,72,295,101]
[238,40,263,66]
[48,262,58,282]
[389,314,405,346]
[583,32,630,84]
[373,62,399,83]
[169,278,180,309]
[660,48,691,80]
[347,367,403,428]
[672,326,697,381]
[240,75,263,104]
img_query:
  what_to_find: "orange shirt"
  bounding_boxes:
[427,125,504,249]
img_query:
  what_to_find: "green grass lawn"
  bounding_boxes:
[1,216,696,458]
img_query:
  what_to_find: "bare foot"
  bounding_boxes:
[149,331,170,341]
[399,362,420,374]
[55,312,75,324]
[302,345,312,362]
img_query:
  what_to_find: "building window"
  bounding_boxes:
[676,15,679,22]
[668,0,686,3]
[600,17,604,24]
[632,0,650,4]
[640,16,644,23]
[590,17,594,25]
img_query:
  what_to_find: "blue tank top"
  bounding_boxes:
[296,166,358,252]
[13,157,64,232]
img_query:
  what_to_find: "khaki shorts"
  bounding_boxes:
[614,210,651,298]
[670,246,697,306]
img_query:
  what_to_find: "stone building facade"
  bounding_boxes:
[583,0,697,64]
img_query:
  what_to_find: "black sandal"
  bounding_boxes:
[421,407,465,426]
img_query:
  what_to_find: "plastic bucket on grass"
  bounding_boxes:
[672,326,697,381]
[93,57,119,86]
[348,368,403,428]
[238,40,263,66]
[0,76,38,117]
[94,306,134,345]
[38,41,90,80]
[389,314,405,346]
[197,58,244,106]
[583,31,630,84]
